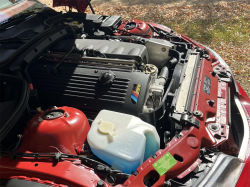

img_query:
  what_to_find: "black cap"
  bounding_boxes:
[99,71,115,85]
[96,180,105,187]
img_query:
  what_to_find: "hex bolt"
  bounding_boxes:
[65,112,69,117]
[96,180,105,187]
[193,110,202,117]
[221,132,224,135]
[38,117,43,122]
[164,180,171,187]
[203,54,210,59]
[208,123,220,132]
[17,134,22,138]
[53,106,58,109]
[161,47,166,52]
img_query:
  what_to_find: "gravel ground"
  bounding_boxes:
[39,0,250,96]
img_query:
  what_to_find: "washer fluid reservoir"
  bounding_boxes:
[87,110,160,174]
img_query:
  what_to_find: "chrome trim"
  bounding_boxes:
[234,96,250,160]
[195,154,244,187]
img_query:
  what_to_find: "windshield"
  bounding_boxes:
[0,0,23,10]
[0,0,45,24]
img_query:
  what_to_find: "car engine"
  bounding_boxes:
[0,8,240,187]
[7,12,177,120]
[29,37,175,117]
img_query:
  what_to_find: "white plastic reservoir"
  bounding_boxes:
[87,110,160,174]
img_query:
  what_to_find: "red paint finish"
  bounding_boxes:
[145,22,182,38]
[19,107,90,155]
[10,176,67,187]
[236,160,250,187]
[117,20,152,38]
[53,0,89,13]
[0,157,106,187]
[123,127,201,186]
[238,82,250,100]
[238,84,250,120]
[191,59,229,147]
[177,158,202,179]
[122,50,229,187]
[145,22,171,33]
[236,92,250,187]
[219,129,239,155]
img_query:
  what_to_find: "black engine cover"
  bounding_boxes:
[29,61,151,118]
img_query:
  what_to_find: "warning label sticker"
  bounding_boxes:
[152,152,177,176]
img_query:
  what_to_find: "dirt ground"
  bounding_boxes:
[91,0,237,5]
[39,0,240,7]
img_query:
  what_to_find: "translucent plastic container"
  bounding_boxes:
[87,110,160,174]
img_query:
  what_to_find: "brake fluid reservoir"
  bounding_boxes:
[87,110,160,174]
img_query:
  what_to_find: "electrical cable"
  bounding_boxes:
[53,45,75,73]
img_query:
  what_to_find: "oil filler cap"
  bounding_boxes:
[99,71,115,85]
[98,119,115,136]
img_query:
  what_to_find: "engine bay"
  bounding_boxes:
[0,8,243,187]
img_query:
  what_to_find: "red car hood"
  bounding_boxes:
[53,0,90,12]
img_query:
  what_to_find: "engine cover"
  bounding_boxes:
[50,39,149,64]
[19,107,90,155]
[29,60,151,118]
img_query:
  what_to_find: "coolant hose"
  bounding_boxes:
[158,66,169,81]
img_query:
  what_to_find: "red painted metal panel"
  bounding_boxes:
[19,106,90,155]
[116,20,152,38]
[0,157,106,187]
[53,0,89,13]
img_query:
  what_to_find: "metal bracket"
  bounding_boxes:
[212,68,232,83]
[171,113,200,128]
[180,114,200,128]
